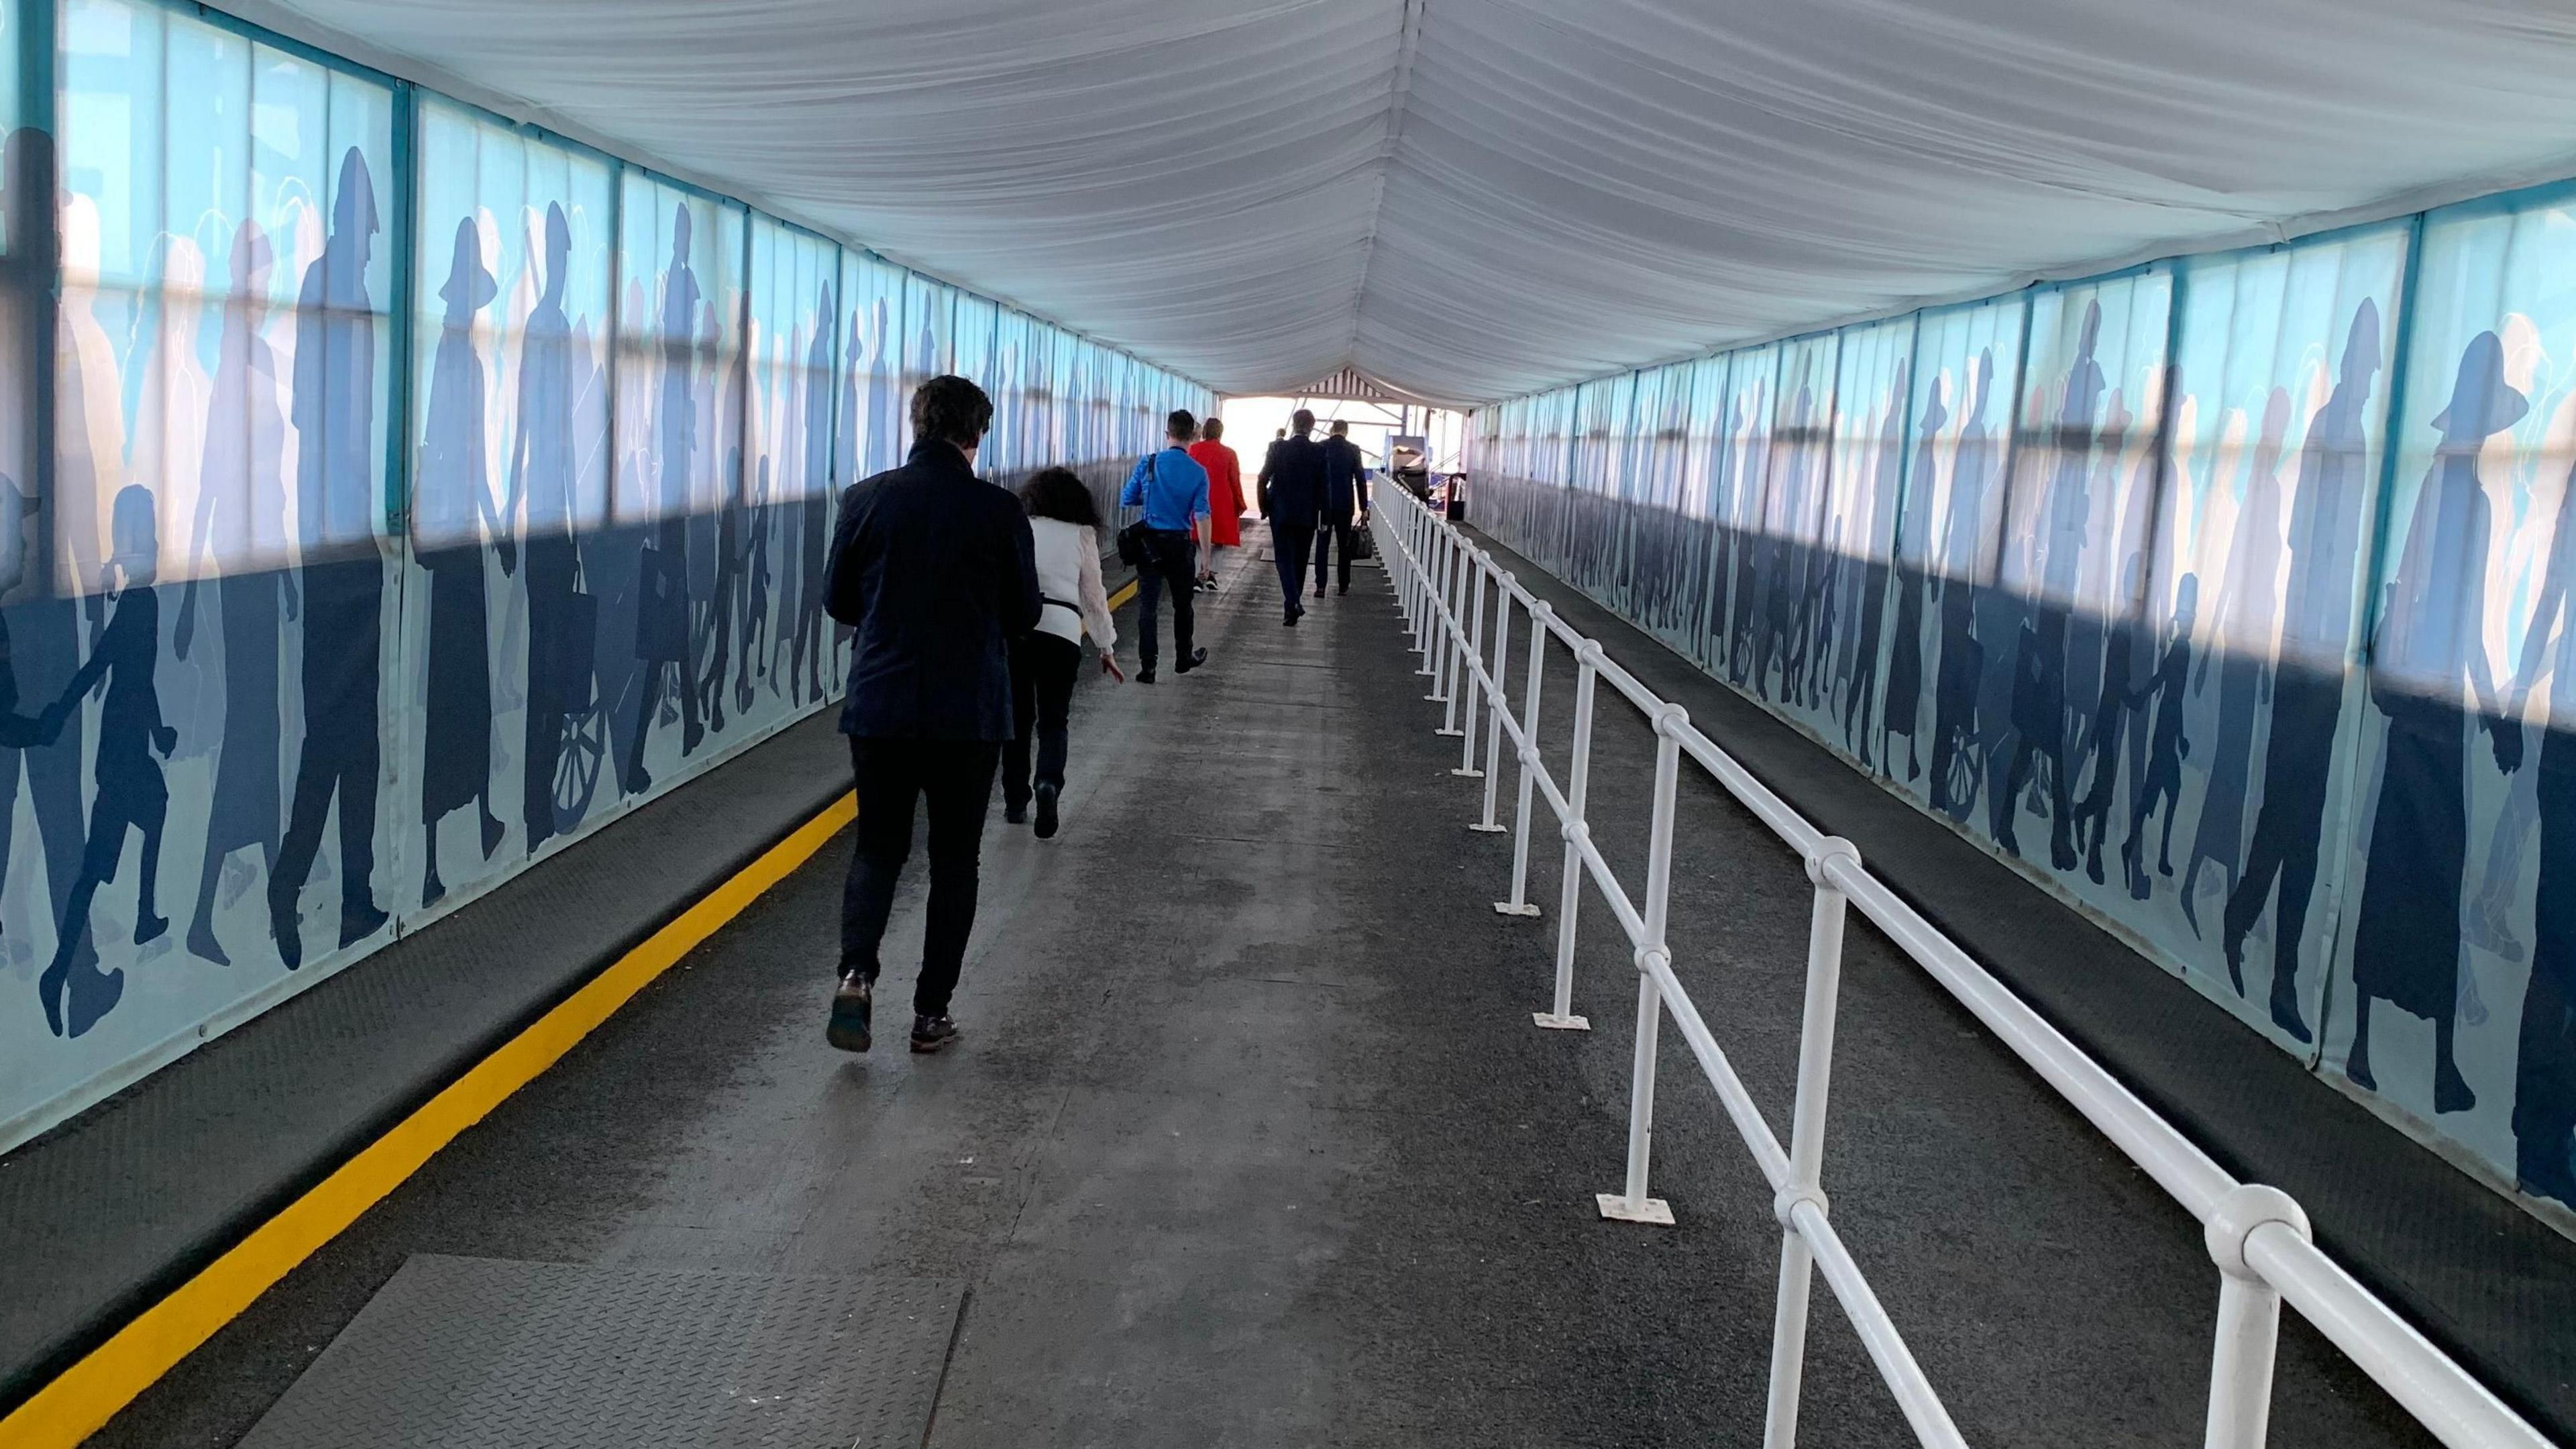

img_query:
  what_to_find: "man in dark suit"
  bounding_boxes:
[1316,419,1373,598]
[1257,409,1327,626]
[823,374,1040,1056]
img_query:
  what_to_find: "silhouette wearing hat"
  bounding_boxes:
[416,217,512,907]
[2347,331,2526,1112]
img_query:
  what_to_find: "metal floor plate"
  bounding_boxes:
[237,1256,965,1449]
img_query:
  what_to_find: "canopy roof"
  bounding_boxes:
[235,0,2576,407]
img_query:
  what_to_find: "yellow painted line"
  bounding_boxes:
[0,790,859,1449]
[1108,578,1137,610]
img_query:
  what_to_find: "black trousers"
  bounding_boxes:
[839,734,1000,1016]
[1319,518,1360,592]
[1314,520,1356,592]
[1004,632,1081,812]
[1134,527,1197,669]
[1271,521,1315,613]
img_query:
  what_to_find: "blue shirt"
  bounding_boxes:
[1122,446,1210,533]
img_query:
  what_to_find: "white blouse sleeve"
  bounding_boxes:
[1078,526,1117,652]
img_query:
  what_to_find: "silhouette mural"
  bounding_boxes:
[1472,209,2576,1224]
[3,8,1210,1150]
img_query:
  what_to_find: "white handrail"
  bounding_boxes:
[1366,490,2555,1449]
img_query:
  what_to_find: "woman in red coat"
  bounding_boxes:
[1187,417,1245,588]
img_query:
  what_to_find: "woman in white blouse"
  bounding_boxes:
[1007,468,1125,838]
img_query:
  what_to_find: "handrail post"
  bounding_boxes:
[1399,508,1421,645]
[1762,835,1863,1446]
[1438,534,1468,709]
[1536,644,1600,1030]
[2202,1186,2310,1449]
[1495,600,1550,916]
[1418,521,1444,678]
[1471,579,1513,831]
[1389,508,1412,633]
[1448,557,1483,749]
[1601,703,1690,1226]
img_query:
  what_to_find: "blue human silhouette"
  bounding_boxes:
[179,220,297,965]
[0,125,101,1007]
[268,146,386,971]
[415,217,511,907]
[2224,302,2382,1037]
[511,203,582,856]
[42,486,174,1036]
[625,206,702,795]
[1882,372,1947,780]
[2347,330,2526,1113]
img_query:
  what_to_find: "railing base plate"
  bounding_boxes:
[1467,822,1507,833]
[1533,1012,1590,1030]
[1597,1193,1674,1226]
[1435,727,1464,737]
[1450,767,1484,777]
[1493,902,1540,917]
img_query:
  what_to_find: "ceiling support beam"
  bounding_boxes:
[1342,0,1428,369]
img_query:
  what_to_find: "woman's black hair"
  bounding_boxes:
[1018,466,1102,529]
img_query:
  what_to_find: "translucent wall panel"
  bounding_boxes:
[1815,317,1916,765]
[12,0,396,1116]
[5,0,1218,1148]
[2347,191,2576,1207]
[746,217,841,714]
[2139,232,2410,1055]
[1713,345,1779,684]
[951,287,995,405]
[837,249,904,480]
[397,99,614,922]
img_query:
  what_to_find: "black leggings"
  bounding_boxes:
[1004,631,1082,810]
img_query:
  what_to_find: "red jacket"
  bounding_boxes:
[1187,440,1245,548]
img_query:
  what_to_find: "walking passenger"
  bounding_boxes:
[1316,419,1372,598]
[1121,409,1210,682]
[1258,409,1327,625]
[824,375,1040,1057]
[1187,416,1244,590]
[1006,467,1124,839]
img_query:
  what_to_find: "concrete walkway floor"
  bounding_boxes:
[95,541,2436,1448]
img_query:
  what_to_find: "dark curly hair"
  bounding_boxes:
[910,374,994,450]
[1018,466,1102,529]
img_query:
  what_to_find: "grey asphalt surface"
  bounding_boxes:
[92,538,2434,1447]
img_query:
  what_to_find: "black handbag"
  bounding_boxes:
[1116,453,1157,566]
[1116,519,1153,568]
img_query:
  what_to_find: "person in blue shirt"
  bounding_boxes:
[1120,410,1211,682]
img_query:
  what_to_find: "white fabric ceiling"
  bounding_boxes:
[228,0,2576,407]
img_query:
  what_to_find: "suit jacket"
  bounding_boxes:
[826,439,1041,741]
[1260,434,1328,529]
[1321,436,1371,523]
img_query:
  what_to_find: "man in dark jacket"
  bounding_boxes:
[1316,419,1373,598]
[1257,408,1328,626]
[822,374,1039,1055]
